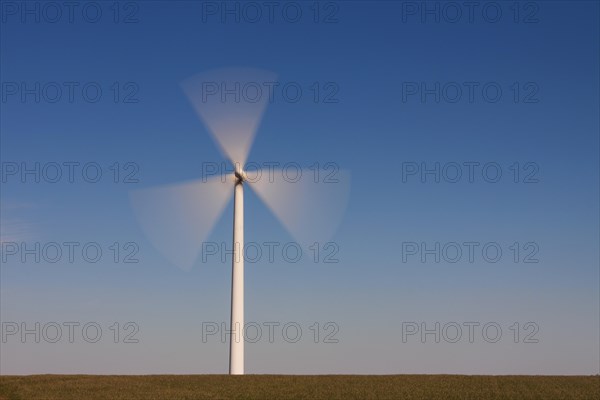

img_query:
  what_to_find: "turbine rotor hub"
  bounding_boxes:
[234,168,246,183]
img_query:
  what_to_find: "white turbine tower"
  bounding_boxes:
[130,68,350,375]
[230,162,244,374]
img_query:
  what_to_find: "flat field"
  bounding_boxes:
[1,375,598,400]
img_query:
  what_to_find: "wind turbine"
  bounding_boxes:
[130,68,350,375]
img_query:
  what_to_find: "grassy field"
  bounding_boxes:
[1,375,598,400]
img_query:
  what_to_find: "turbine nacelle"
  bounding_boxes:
[234,164,246,184]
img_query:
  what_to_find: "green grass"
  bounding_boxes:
[1,375,598,400]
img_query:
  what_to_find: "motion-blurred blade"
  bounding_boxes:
[129,175,234,270]
[248,169,351,246]
[181,68,277,166]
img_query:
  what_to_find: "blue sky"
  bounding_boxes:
[1,1,598,374]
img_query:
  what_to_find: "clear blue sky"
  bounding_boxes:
[1,1,598,374]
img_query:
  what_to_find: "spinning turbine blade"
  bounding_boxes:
[181,67,277,166]
[248,169,351,246]
[129,175,234,270]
